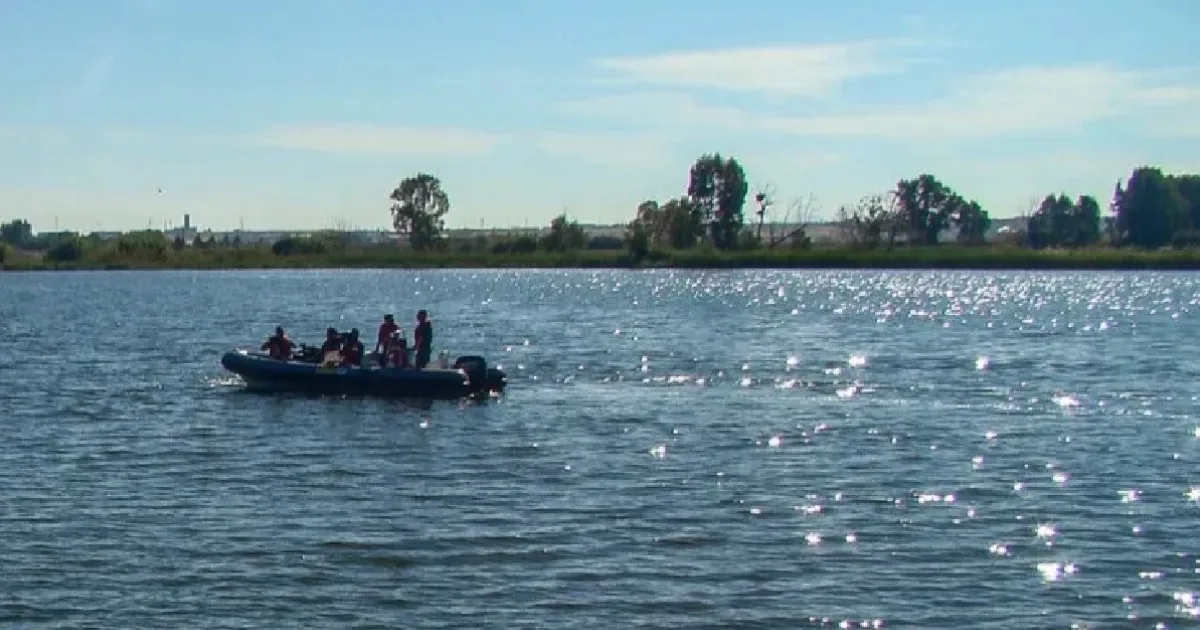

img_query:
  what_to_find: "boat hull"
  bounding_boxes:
[220,350,506,400]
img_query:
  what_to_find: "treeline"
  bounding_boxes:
[834,166,1200,251]
[3,160,1200,271]
[628,158,996,259]
[0,226,214,265]
[0,218,632,268]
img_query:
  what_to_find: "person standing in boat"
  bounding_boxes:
[261,326,293,360]
[413,309,433,369]
[375,313,400,366]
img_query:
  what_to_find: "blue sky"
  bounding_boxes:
[1,0,1198,232]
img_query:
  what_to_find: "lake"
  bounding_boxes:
[1,269,1198,629]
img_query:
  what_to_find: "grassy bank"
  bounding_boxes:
[3,243,1200,272]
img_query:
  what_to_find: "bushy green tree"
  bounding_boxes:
[688,153,748,250]
[540,213,586,252]
[625,220,649,263]
[893,174,990,245]
[45,237,84,262]
[390,173,450,250]
[116,230,169,259]
[1027,194,1101,248]
[1113,167,1191,248]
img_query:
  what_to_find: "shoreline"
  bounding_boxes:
[4,246,1200,272]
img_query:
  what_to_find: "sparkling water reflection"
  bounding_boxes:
[1,269,1198,629]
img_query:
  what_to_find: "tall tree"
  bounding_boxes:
[1113,167,1188,248]
[687,154,748,250]
[1074,195,1102,246]
[635,200,668,247]
[894,174,955,245]
[624,220,649,263]
[892,175,990,245]
[952,198,991,244]
[1171,174,1200,230]
[661,197,704,249]
[1028,194,1102,248]
[390,173,450,250]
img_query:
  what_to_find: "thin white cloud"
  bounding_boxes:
[569,65,1200,141]
[759,65,1200,139]
[530,131,673,169]
[245,124,503,156]
[592,39,933,97]
[1131,80,1200,137]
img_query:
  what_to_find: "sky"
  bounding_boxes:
[1,0,1198,233]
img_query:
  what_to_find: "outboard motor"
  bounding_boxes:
[485,367,507,393]
[453,355,488,393]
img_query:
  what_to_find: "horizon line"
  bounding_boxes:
[28,216,1030,237]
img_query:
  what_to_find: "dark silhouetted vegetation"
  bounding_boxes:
[4,161,1200,272]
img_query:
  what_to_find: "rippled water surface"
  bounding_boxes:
[2,269,1199,629]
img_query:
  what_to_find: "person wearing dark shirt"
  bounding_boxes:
[413,309,433,369]
[320,327,341,353]
[315,327,341,366]
[341,328,365,367]
[260,326,293,360]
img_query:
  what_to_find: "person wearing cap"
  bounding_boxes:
[375,314,401,366]
[260,326,293,360]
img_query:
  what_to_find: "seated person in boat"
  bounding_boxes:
[375,314,400,365]
[386,331,410,368]
[320,327,342,365]
[341,328,365,367]
[413,309,433,369]
[261,326,293,360]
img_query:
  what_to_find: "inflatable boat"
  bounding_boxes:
[220,349,507,400]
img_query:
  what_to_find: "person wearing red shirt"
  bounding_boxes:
[387,332,410,368]
[375,314,400,366]
[260,326,293,360]
[341,328,365,367]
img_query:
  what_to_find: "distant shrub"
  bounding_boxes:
[586,235,624,250]
[45,238,84,262]
[490,236,538,254]
[116,230,169,259]
[1171,230,1200,249]
[272,236,333,256]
